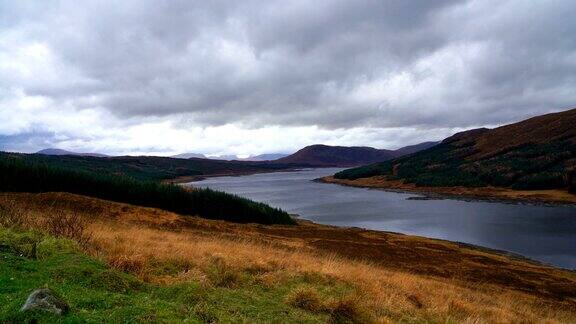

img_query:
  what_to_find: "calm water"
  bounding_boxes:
[188,168,576,269]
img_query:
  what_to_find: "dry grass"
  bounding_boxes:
[0,196,93,249]
[84,222,576,322]
[285,286,324,312]
[0,200,29,229]
[42,210,93,249]
[2,192,576,323]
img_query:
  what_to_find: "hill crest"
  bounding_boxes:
[276,142,438,167]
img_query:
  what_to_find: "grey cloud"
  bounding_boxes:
[1,0,576,131]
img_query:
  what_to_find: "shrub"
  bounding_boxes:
[285,286,323,312]
[327,295,368,324]
[206,257,241,288]
[0,202,29,229]
[41,211,93,249]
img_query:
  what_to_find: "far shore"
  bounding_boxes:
[318,175,576,207]
[169,167,576,206]
[164,167,311,184]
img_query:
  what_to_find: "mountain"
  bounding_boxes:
[335,108,576,191]
[172,153,207,159]
[37,148,108,158]
[241,153,289,161]
[206,154,239,161]
[275,142,438,167]
[275,145,396,167]
[393,141,439,156]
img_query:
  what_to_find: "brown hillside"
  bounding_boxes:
[445,108,576,160]
[336,108,576,193]
[276,142,437,167]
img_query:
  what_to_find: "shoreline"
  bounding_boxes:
[293,217,558,270]
[318,175,576,207]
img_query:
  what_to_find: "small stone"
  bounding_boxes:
[20,288,69,315]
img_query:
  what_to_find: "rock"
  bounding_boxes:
[20,288,69,315]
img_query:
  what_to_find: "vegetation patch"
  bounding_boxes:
[0,153,295,225]
[0,227,349,323]
[285,286,324,312]
[336,139,576,191]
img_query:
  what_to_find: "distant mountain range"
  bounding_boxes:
[171,153,289,161]
[240,153,290,161]
[275,142,438,167]
[37,142,438,168]
[335,108,576,192]
[171,153,207,159]
[36,148,109,158]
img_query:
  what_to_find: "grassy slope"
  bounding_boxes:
[335,109,576,192]
[2,192,575,322]
[0,228,345,323]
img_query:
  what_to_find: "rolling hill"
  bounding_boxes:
[334,108,576,193]
[276,142,438,167]
[1,152,306,182]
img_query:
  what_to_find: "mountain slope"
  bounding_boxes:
[276,145,397,167]
[335,108,576,191]
[393,141,439,156]
[276,142,438,167]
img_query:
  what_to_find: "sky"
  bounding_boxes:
[1,0,575,157]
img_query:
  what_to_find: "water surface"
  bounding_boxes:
[188,168,576,269]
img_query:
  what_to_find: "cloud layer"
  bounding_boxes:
[1,0,575,155]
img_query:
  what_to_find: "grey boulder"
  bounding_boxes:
[20,288,69,315]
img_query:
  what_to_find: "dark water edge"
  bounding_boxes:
[188,168,576,269]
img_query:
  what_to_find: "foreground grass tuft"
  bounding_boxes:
[285,286,324,312]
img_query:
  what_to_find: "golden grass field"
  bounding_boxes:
[1,192,575,323]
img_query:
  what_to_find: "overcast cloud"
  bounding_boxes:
[1,0,575,156]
